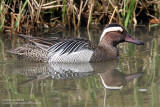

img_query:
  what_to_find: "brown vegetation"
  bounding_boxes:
[0,0,159,33]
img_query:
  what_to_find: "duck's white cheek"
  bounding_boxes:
[48,49,93,62]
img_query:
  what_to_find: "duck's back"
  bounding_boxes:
[8,34,60,62]
[8,35,96,62]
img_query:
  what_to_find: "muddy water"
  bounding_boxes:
[0,26,160,107]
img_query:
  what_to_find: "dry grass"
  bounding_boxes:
[0,0,159,34]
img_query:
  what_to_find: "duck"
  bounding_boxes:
[8,23,144,62]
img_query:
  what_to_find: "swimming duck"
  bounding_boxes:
[9,23,144,62]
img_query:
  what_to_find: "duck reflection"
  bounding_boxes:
[47,62,94,79]
[9,59,144,89]
[99,69,144,89]
[47,60,118,79]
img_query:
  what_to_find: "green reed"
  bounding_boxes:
[150,39,157,107]
[0,0,159,33]
[123,0,136,26]
[0,36,4,61]
[0,17,5,32]
[62,0,66,24]
[0,1,5,32]
[122,0,136,27]
[15,0,28,31]
[133,81,144,107]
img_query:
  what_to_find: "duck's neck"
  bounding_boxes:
[90,43,119,62]
[98,40,119,59]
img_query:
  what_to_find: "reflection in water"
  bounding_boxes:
[1,26,160,107]
[8,59,143,90]
[99,70,143,89]
[3,59,144,107]
[47,62,94,79]
[8,60,117,79]
[48,60,119,79]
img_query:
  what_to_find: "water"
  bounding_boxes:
[0,26,160,107]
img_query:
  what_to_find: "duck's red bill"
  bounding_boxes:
[125,34,144,45]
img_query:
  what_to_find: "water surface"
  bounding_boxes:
[0,26,160,107]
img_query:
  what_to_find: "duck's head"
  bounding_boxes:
[99,23,144,46]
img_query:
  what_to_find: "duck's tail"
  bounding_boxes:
[7,43,48,61]
[7,34,64,62]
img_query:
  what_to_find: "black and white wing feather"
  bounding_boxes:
[48,39,92,55]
